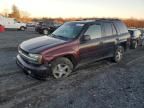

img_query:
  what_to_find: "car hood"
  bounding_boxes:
[20,36,67,53]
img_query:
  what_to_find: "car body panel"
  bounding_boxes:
[20,36,67,53]
[17,19,130,79]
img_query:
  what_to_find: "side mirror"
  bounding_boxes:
[83,35,91,41]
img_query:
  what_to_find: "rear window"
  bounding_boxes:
[114,21,128,34]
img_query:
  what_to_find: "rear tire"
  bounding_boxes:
[113,46,124,63]
[20,26,25,31]
[131,40,138,49]
[51,57,73,79]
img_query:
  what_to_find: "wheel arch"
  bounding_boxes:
[63,54,78,68]
[50,54,78,68]
[118,42,127,51]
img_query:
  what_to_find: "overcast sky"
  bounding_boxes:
[0,0,144,19]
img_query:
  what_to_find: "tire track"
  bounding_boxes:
[0,47,144,107]
[0,81,42,104]
[126,55,144,66]
[0,71,20,78]
[0,61,114,108]
[6,49,144,108]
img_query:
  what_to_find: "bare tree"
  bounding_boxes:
[1,9,9,17]
[9,4,21,19]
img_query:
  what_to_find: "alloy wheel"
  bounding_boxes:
[53,64,72,79]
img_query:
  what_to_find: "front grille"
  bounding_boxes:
[18,48,40,65]
[19,48,29,60]
[19,48,29,56]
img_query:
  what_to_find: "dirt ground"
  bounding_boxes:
[0,30,144,108]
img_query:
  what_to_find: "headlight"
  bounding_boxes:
[28,54,43,64]
[29,54,40,59]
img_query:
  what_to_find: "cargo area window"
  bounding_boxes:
[114,21,128,34]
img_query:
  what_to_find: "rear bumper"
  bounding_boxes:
[16,55,51,79]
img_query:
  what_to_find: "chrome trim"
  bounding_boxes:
[18,50,37,61]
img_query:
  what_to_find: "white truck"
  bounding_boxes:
[0,15,26,30]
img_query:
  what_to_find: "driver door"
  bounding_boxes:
[79,24,103,63]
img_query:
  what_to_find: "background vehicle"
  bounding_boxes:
[26,22,37,27]
[128,29,142,49]
[0,15,26,30]
[0,24,5,32]
[17,19,130,79]
[141,31,144,46]
[35,21,61,35]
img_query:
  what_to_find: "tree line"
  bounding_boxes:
[1,5,144,28]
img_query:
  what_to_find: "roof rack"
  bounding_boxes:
[78,18,120,22]
[95,18,120,21]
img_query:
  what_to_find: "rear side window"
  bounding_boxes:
[84,24,101,39]
[112,24,117,35]
[104,23,113,36]
[114,21,128,34]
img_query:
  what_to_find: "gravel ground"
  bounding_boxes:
[0,30,144,108]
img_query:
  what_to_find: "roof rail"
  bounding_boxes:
[78,18,120,22]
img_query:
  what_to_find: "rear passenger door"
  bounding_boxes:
[101,22,117,57]
[79,24,103,62]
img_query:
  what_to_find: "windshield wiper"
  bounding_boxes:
[51,34,66,39]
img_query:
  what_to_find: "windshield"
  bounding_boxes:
[52,22,84,39]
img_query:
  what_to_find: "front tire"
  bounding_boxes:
[51,57,73,79]
[113,46,124,63]
[20,26,25,31]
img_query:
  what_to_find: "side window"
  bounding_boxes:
[114,21,128,34]
[84,24,101,39]
[104,23,113,36]
[112,24,117,35]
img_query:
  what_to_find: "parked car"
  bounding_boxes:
[35,21,61,35]
[16,19,130,79]
[141,32,144,46]
[128,29,142,49]
[0,24,5,32]
[0,15,26,30]
[35,22,43,32]
[26,22,37,27]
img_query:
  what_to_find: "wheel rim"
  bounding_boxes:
[53,64,72,79]
[43,30,48,35]
[115,49,123,62]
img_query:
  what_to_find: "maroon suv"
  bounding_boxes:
[16,19,130,79]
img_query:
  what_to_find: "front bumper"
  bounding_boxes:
[16,55,51,79]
